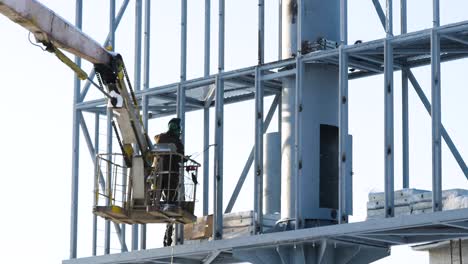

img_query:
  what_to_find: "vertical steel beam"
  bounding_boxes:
[213,0,224,240]
[143,0,151,165]
[134,0,146,249]
[213,74,224,239]
[400,0,407,35]
[121,165,127,253]
[338,47,348,224]
[294,0,303,230]
[70,1,82,258]
[338,0,348,225]
[294,56,303,229]
[384,0,394,218]
[278,0,282,60]
[203,108,210,216]
[175,0,188,245]
[258,0,264,64]
[104,0,115,255]
[431,0,442,212]
[176,84,186,244]
[181,0,187,82]
[92,113,99,256]
[340,0,348,45]
[218,0,225,73]
[402,69,409,188]
[135,0,142,91]
[203,0,211,216]
[105,115,112,254]
[254,67,264,234]
[401,0,409,189]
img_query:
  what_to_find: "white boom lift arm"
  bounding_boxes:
[0,0,200,225]
[0,0,153,169]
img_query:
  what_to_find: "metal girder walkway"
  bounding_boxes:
[63,208,468,264]
[77,20,468,118]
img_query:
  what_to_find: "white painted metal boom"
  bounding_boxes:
[0,0,151,163]
[0,0,112,65]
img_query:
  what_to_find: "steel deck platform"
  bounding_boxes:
[63,208,468,264]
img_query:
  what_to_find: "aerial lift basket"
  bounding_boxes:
[93,146,200,225]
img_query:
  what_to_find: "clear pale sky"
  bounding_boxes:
[0,0,467,263]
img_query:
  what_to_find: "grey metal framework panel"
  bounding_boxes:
[63,208,468,264]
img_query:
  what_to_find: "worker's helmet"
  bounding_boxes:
[168,118,182,135]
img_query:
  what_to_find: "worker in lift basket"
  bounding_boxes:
[154,117,184,246]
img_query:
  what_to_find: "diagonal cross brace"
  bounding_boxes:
[406,69,468,179]
[225,94,280,213]
[371,0,386,30]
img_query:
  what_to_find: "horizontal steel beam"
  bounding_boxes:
[63,209,468,264]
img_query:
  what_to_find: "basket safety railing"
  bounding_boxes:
[147,151,200,211]
[94,153,128,210]
[94,151,200,214]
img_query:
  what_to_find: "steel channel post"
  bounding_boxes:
[176,83,186,244]
[294,0,303,230]
[338,50,348,224]
[213,0,224,240]
[432,0,442,212]
[338,0,348,225]
[105,0,116,255]
[142,0,151,185]
[70,0,82,258]
[174,0,188,245]
[105,111,112,255]
[254,67,264,234]
[203,0,211,217]
[401,0,409,189]
[213,74,224,240]
[278,0,282,60]
[294,55,303,229]
[133,0,146,250]
[278,95,282,148]
[134,0,142,92]
[218,0,225,73]
[121,160,127,253]
[203,108,210,215]
[384,0,395,218]
[176,83,186,245]
[258,0,264,65]
[92,113,99,256]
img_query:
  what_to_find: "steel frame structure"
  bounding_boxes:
[66,0,468,263]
